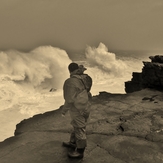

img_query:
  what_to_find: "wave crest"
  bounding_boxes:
[85,43,127,76]
[0,46,71,88]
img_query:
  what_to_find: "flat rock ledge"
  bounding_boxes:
[0,89,163,163]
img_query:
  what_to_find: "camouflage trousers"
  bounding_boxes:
[70,127,87,149]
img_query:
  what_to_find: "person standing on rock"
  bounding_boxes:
[62,62,92,158]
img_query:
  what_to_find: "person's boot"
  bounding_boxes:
[62,141,76,148]
[68,148,85,158]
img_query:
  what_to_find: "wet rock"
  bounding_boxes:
[0,89,163,163]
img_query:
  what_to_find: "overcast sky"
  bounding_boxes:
[0,0,163,52]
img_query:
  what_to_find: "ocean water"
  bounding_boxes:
[0,43,151,141]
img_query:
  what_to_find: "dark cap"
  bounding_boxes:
[68,62,79,73]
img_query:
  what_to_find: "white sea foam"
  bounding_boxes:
[85,43,127,76]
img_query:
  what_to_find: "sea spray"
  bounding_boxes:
[83,43,128,94]
[85,43,127,76]
[0,43,149,141]
[0,46,71,89]
[0,46,72,114]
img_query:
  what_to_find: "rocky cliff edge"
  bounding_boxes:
[0,88,163,163]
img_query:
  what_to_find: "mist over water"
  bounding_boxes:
[85,43,127,75]
[82,43,148,94]
[0,43,150,141]
[0,46,71,89]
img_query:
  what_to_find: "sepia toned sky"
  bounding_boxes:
[0,0,163,52]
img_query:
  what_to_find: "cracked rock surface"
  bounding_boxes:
[0,89,163,163]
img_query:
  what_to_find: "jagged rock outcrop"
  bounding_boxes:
[149,55,163,63]
[125,72,142,93]
[0,89,163,163]
[125,55,163,93]
[142,61,163,90]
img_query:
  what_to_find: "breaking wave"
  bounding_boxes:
[0,43,150,141]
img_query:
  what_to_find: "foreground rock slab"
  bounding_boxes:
[0,89,163,163]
